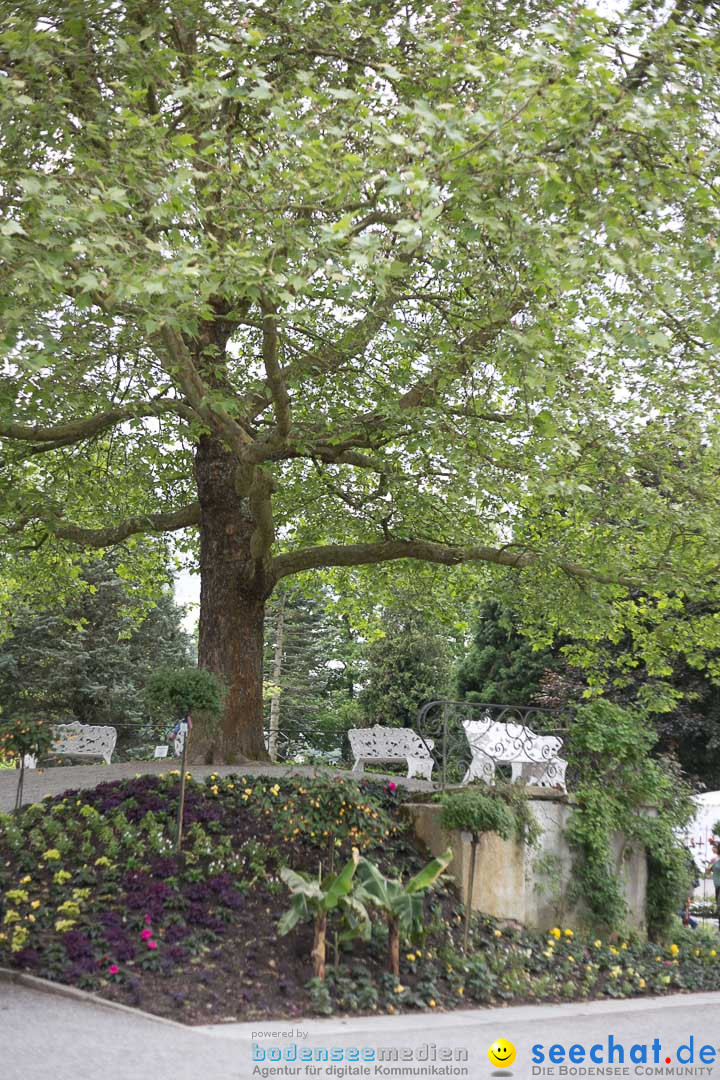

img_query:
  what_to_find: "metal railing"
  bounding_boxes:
[416,699,570,790]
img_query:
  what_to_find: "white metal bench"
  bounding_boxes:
[348,725,435,781]
[462,718,567,791]
[24,722,117,768]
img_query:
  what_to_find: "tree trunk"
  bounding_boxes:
[193,435,272,764]
[387,914,400,977]
[312,912,327,980]
[268,591,285,761]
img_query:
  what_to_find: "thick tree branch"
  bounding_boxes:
[272,538,636,588]
[38,503,201,547]
[0,399,194,448]
[244,294,402,425]
[159,326,254,453]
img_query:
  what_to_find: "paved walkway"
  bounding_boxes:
[0,760,433,813]
[5,980,720,1080]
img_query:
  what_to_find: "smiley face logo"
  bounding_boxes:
[488,1039,516,1069]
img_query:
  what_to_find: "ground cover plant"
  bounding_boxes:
[1,773,719,1024]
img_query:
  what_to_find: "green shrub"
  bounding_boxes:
[440,791,515,840]
[145,666,224,721]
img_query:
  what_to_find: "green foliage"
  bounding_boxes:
[0,716,55,763]
[440,791,515,841]
[565,700,694,936]
[259,774,395,853]
[145,667,225,723]
[439,784,540,846]
[355,850,452,939]
[359,613,453,727]
[277,853,368,937]
[264,585,361,750]
[1,0,720,756]
[456,601,559,705]
[0,555,192,747]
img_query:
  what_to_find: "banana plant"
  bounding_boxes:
[355,850,452,977]
[278,849,369,979]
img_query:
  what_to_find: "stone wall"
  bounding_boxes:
[405,791,649,932]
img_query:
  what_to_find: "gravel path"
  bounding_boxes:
[0,760,433,813]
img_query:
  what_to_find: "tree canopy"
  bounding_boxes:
[1,1,719,757]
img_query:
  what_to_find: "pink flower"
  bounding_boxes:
[144,914,152,925]
[140,928,152,940]
[108,964,119,976]
[147,940,158,950]
[388,781,397,793]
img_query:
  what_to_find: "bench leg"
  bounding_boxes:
[406,757,434,782]
[462,759,495,785]
[351,758,364,775]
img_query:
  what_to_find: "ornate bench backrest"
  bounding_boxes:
[463,719,562,764]
[349,726,431,759]
[53,722,117,762]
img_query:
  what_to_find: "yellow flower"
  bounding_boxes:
[394,984,405,993]
[54,919,76,932]
[244,788,252,796]
[211,785,219,795]
[3,911,20,925]
[54,870,72,885]
[94,857,110,867]
[609,966,622,978]
[428,999,437,1008]
[270,785,280,796]
[228,783,235,790]
[621,942,627,950]
[550,927,562,939]
[711,950,717,958]
[670,944,679,956]
[26,914,35,924]
[567,955,575,963]
[638,977,646,989]
[457,986,464,995]
[20,875,31,885]
[494,929,502,938]
[406,953,416,962]
[661,975,671,985]
[415,949,422,957]
[564,928,573,938]
[30,900,40,910]
[610,946,619,955]
[593,940,602,948]
[42,849,61,861]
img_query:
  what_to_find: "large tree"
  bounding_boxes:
[1,1,718,761]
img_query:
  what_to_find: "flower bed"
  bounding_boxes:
[0,772,719,1023]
